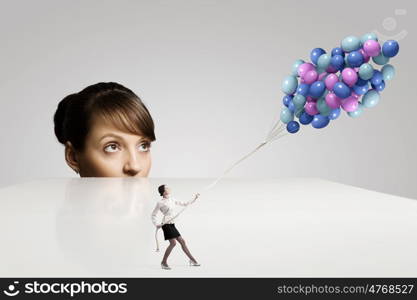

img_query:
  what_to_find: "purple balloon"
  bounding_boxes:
[325,92,342,109]
[325,74,339,90]
[341,96,359,112]
[304,102,319,115]
[341,68,358,87]
[306,96,316,102]
[359,48,370,63]
[326,65,338,73]
[304,70,318,84]
[363,40,381,57]
[298,63,315,79]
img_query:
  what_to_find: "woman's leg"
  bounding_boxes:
[176,236,197,263]
[162,238,176,265]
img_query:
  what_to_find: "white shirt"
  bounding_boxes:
[151,196,191,227]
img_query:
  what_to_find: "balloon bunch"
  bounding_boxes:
[280,33,399,134]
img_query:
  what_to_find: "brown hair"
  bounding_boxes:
[53,82,156,151]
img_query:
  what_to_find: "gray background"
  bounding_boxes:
[0,0,416,199]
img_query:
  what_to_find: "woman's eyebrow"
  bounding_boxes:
[99,133,124,142]
[99,133,150,143]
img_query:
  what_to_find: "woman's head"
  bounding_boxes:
[54,82,156,177]
[158,184,171,197]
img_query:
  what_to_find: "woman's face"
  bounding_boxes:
[74,114,153,177]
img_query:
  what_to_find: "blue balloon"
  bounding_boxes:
[371,70,383,86]
[310,48,326,65]
[297,83,310,97]
[355,78,368,86]
[329,108,341,120]
[299,111,314,125]
[286,121,300,133]
[353,83,369,95]
[333,82,351,99]
[331,47,344,57]
[382,40,399,58]
[282,95,292,107]
[372,80,385,92]
[330,55,345,71]
[311,114,330,129]
[288,100,296,113]
[309,81,326,98]
[347,50,364,68]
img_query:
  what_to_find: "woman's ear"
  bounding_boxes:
[65,141,80,174]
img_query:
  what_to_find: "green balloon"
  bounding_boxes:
[281,75,298,95]
[382,64,395,81]
[341,35,360,52]
[317,98,331,116]
[373,53,390,65]
[348,102,364,118]
[293,94,306,108]
[317,53,331,69]
[362,89,380,108]
[292,59,305,76]
[359,63,374,80]
[360,32,378,44]
[280,107,294,124]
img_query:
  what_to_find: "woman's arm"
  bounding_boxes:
[174,193,200,207]
[150,202,161,227]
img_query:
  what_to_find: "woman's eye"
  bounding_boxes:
[139,143,151,152]
[104,144,119,153]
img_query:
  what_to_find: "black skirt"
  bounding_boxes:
[162,223,181,240]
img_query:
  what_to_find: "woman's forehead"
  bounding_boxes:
[88,114,146,142]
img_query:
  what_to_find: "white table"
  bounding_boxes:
[0,177,416,277]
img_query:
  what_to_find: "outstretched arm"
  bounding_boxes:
[174,193,200,207]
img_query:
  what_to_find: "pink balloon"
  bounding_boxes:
[359,48,370,63]
[341,96,359,112]
[341,68,358,87]
[352,92,360,99]
[325,74,339,90]
[298,63,315,79]
[304,102,319,115]
[325,92,341,109]
[306,96,315,102]
[363,40,381,57]
[318,72,328,81]
[304,70,318,84]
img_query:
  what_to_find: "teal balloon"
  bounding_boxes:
[360,32,378,44]
[382,64,395,81]
[280,107,294,123]
[359,63,374,80]
[292,59,305,76]
[293,94,306,108]
[316,97,332,116]
[362,89,380,108]
[372,53,390,65]
[341,36,361,52]
[281,75,298,95]
[348,102,364,118]
[317,53,331,69]
[295,107,304,118]
[344,55,351,67]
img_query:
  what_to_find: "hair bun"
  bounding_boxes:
[53,93,77,144]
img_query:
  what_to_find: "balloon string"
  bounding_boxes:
[155,120,289,251]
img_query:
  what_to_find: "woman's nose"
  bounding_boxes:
[123,149,142,176]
